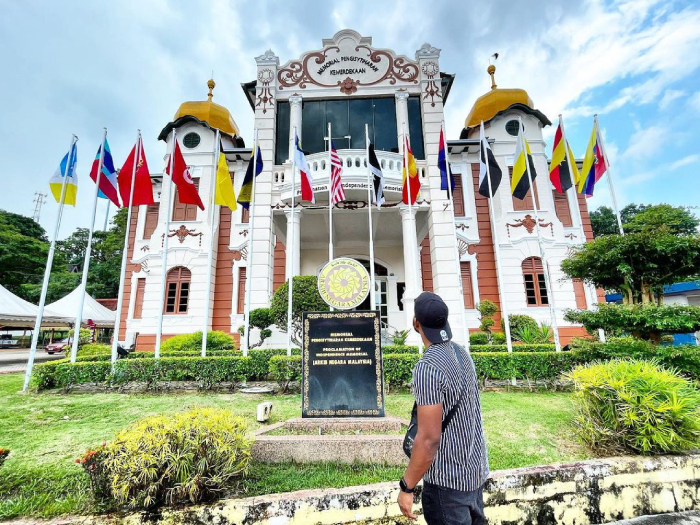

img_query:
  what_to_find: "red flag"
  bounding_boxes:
[118,137,154,207]
[167,140,204,210]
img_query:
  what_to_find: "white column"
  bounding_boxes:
[395,90,409,146]
[400,206,420,333]
[289,94,303,161]
[284,209,301,278]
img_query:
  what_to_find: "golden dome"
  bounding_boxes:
[173,79,240,136]
[464,65,535,128]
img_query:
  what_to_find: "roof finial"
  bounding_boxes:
[488,53,499,90]
[207,78,215,101]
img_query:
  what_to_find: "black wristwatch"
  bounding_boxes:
[399,477,415,494]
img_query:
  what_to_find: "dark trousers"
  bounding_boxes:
[422,482,485,525]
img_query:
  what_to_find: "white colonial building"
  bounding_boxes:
[119,30,597,349]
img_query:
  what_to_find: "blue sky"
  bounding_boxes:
[0,0,698,238]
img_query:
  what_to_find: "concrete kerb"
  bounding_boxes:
[71,453,700,525]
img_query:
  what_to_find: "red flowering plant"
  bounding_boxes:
[0,448,9,468]
[76,443,111,500]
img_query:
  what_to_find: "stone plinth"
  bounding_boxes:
[283,416,406,433]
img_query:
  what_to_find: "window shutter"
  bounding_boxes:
[553,191,573,227]
[242,207,250,224]
[420,236,433,293]
[453,174,465,217]
[460,261,474,308]
[172,188,186,221]
[133,278,146,319]
[143,204,160,239]
[237,267,246,314]
[273,241,286,292]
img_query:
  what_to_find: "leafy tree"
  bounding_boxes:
[476,300,498,341]
[0,210,47,240]
[565,304,700,344]
[590,204,649,237]
[624,204,699,236]
[238,308,275,349]
[270,276,329,346]
[18,272,80,304]
[561,231,700,304]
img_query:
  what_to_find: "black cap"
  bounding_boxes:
[414,291,452,345]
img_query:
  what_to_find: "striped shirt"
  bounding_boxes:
[412,341,489,491]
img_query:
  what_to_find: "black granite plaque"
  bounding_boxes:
[302,311,385,418]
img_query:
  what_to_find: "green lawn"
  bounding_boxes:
[0,373,588,520]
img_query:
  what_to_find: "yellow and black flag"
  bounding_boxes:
[511,123,537,200]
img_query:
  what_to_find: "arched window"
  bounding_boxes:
[522,257,548,306]
[165,267,191,314]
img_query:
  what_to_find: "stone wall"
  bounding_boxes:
[92,454,700,525]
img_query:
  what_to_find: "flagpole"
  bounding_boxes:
[23,134,78,391]
[103,200,110,231]
[327,122,334,268]
[365,124,377,314]
[518,117,561,352]
[111,131,140,366]
[287,128,297,356]
[559,115,606,342]
[481,122,513,355]
[155,128,177,358]
[70,128,107,363]
[202,130,221,357]
[442,121,470,351]
[242,129,258,357]
[594,114,624,236]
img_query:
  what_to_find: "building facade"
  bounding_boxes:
[119,30,597,349]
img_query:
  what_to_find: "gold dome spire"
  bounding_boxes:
[464,63,534,128]
[173,79,239,136]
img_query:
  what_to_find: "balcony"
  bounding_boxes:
[272,149,428,203]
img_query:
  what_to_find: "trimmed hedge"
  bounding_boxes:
[35,357,251,390]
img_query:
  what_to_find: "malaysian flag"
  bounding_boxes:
[329,140,345,205]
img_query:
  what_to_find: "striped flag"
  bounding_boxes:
[368,143,385,207]
[90,138,120,207]
[329,141,345,205]
[478,122,502,198]
[511,121,537,200]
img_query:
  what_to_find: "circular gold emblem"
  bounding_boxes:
[318,258,371,310]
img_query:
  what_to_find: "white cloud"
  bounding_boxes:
[658,89,685,110]
[689,92,700,112]
[621,124,669,161]
[669,154,700,170]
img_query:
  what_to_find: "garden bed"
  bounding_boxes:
[0,373,587,520]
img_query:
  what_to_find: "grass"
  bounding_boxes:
[0,373,588,520]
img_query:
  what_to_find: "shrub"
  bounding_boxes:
[270,276,329,346]
[239,308,275,349]
[383,354,421,389]
[573,337,700,379]
[101,408,251,508]
[567,359,700,454]
[268,355,302,392]
[491,332,507,345]
[470,332,489,345]
[78,343,111,359]
[160,331,236,353]
[0,448,9,469]
[470,344,556,353]
[392,329,410,346]
[513,324,554,344]
[77,447,110,500]
[382,345,419,354]
[501,314,539,340]
[477,300,498,338]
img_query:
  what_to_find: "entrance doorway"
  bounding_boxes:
[356,260,389,329]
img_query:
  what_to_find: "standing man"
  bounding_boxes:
[398,291,489,524]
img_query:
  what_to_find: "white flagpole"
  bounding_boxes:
[155,128,177,358]
[23,134,77,391]
[365,124,377,313]
[103,200,110,231]
[442,121,470,351]
[242,129,259,357]
[481,122,514,355]
[70,128,107,363]
[202,130,221,357]
[402,122,421,354]
[328,122,334,267]
[287,128,297,356]
[559,115,606,342]
[594,114,624,236]
[111,131,141,365]
[518,117,561,352]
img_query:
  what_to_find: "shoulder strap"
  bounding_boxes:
[441,343,469,432]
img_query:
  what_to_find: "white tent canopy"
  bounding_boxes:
[0,284,70,329]
[46,287,116,328]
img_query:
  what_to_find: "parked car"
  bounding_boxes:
[44,338,72,354]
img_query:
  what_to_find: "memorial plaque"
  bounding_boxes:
[302,311,384,418]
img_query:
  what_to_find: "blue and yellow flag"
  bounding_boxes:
[49,141,78,206]
[237,145,263,209]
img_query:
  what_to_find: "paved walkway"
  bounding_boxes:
[0,348,63,374]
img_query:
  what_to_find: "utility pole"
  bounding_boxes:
[32,192,47,223]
